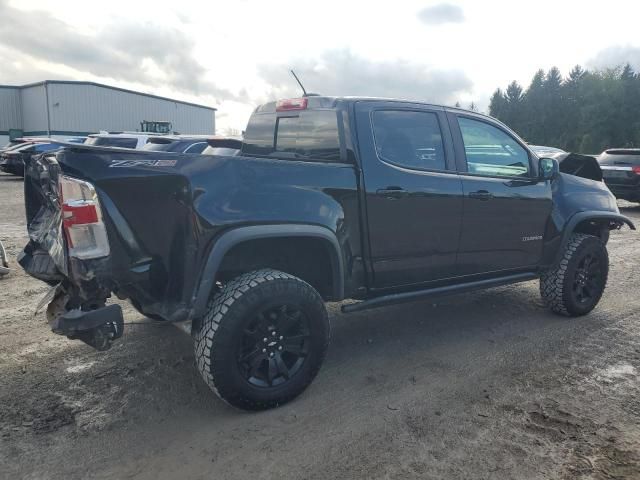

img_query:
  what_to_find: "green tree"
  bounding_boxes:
[541,67,564,146]
[490,64,640,153]
[561,65,587,151]
[522,69,546,144]
[504,81,524,133]
[489,88,506,119]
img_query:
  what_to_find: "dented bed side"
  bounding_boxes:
[19,145,362,346]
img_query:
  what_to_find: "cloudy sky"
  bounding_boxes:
[1,0,639,132]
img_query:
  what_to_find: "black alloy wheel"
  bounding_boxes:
[571,253,604,305]
[194,269,330,410]
[238,304,311,388]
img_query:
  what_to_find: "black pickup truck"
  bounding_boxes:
[19,96,635,410]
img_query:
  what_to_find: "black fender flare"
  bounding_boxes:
[191,224,345,318]
[553,211,635,264]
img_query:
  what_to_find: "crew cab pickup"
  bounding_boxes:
[19,97,635,410]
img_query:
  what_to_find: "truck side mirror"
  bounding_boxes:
[539,157,559,181]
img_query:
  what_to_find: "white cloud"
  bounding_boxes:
[256,49,472,106]
[2,0,640,130]
[588,45,640,71]
[417,3,465,25]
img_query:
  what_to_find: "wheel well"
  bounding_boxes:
[216,237,337,300]
[573,218,614,242]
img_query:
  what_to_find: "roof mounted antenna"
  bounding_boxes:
[290,70,319,97]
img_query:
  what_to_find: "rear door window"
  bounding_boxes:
[371,110,447,171]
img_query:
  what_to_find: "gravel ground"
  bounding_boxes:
[1,171,639,480]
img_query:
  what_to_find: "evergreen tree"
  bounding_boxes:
[489,64,640,153]
[562,65,587,150]
[542,67,564,145]
[522,69,546,144]
[504,81,524,133]
[489,88,506,119]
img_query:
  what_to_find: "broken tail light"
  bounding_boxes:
[59,175,110,259]
[632,166,640,175]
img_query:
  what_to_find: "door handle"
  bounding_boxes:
[468,190,493,200]
[376,187,408,199]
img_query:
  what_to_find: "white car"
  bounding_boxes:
[84,133,158,149]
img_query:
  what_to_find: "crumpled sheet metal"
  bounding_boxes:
[17,153,68,280]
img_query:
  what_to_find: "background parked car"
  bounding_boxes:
[141,135,242,154]
[141,135,213,153]
[201,136,242,156]
[84,133,158,149]
[0,141,60,176]
[598,148,640,203]
[65,137,87,144]
[1,137,40,152]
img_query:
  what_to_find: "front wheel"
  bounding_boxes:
[194,269,330,410]
[540,233,609,316]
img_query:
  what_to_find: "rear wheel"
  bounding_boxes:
[194,269,330,410]
[540,233,609,316]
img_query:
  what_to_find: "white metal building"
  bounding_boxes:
[0,80,216,145]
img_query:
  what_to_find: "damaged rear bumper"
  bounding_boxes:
[19,153,122,350]
[51,303,124,351]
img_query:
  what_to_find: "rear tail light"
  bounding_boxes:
[59,175,110,259]
[275,98,308,112]
[632,166,640,175]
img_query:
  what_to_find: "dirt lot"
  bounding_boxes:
[1,171,639,480]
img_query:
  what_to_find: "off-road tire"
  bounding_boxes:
[194,269,330,410]
[540,233,609,317]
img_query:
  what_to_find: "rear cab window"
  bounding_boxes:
[242,107,343,162]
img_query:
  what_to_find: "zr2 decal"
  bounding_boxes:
[109,159,177,168]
